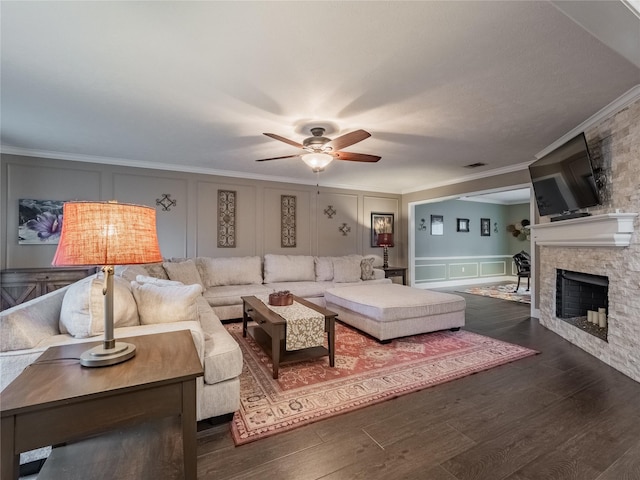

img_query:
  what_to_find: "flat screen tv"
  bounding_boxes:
[528,132,601,219]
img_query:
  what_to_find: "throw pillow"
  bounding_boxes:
[142,262,169,279]
[114,265,148,282]
[135,275,183,286]
[59,274,139,338]
[314,257,334,282]
[332,256,362,283]
[130,282,202,324]
[162,259,203,287]
[360,257,376,280]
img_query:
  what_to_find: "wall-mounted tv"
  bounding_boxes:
[528,132,601,219]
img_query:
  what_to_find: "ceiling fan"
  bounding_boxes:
[256,127,381,172]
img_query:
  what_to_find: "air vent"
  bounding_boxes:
[463,162,487,168]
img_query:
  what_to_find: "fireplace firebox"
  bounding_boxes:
[556,269,608,341]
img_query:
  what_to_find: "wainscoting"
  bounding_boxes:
[414,255,517,288]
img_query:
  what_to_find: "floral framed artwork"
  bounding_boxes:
[457,218,470,232]
[18,199,65,244]
[481,218,491,236]
[371,212,394,247]
[430,215,444,236]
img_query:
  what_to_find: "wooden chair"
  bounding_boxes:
[513,251,531,292]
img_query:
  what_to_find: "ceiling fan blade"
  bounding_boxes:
[334,151,381,163]
[326,129,371,151]
[263,133,303,149]
[256,154,300,162]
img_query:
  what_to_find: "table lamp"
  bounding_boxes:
[377,232,394,269]
[52,201,162,367]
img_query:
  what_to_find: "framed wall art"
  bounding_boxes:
[430,215,444,236]
[481,218,491,236]
[371,212,394,247]
[18,199,65,244]
[457,218,470,232]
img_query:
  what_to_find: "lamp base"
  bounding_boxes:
[80,342,136,367]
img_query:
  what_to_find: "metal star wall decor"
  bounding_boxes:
[156,193,176,211]
[339,223,351,236]
[324,205,337,218]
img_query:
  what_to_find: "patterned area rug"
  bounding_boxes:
[461,283,531,304]
[227,321,537,445]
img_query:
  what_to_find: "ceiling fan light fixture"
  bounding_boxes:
[301,152,334,172]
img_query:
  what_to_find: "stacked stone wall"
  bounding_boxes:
[538,98,640,382]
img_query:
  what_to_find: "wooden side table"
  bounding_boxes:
[0,330,203,480]
[382,266,407,285]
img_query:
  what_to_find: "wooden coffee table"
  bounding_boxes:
[242,295,336,379]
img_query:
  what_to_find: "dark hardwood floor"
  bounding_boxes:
[196,287,640,480]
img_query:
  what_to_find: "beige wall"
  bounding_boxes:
[0,154,401,269]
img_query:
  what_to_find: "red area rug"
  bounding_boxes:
[462,283,531,304]
[227,321,537,445]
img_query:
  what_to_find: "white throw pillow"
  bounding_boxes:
[197,256,262,287]
[315,257,334,282]
[333,256,363,283]
[135,275,183,286]
[163,259,203,286]
[59,274,140,338]
[130,282,203,325]
[264,254,315,283]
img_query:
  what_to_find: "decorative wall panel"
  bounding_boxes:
[217,190,236,248]
[281,195,296,248]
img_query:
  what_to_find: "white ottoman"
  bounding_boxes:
[325,284,466,342]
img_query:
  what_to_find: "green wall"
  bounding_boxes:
[414,199,530,284]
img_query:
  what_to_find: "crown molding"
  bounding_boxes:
[0,145,399,194]
[401,161,531,195]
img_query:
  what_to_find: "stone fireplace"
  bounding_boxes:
[555,269,608,342]
[532,95,640,383]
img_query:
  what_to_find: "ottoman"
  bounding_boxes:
[325,283,466,341]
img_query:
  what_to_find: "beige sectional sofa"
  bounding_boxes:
[157,254,391,321]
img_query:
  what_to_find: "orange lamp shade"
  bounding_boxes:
[52,201,163,266]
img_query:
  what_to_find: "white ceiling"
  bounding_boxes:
[1,1,639,194]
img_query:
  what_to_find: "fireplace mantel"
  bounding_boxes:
[530,213,638,247]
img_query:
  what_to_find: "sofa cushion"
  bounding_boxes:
[197,256,262,287]
[264,254,315,283]
[59,275,140,338]
[325,284,466,322]
[264,281,333,299]
[202,284,271,307]
[314,256,334,281]
[196,297,243,384]
[163,259,203,286]
[360,257,376,280]
[0,287,67,351]
[131,282,202,324]
[332,255,363,283]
